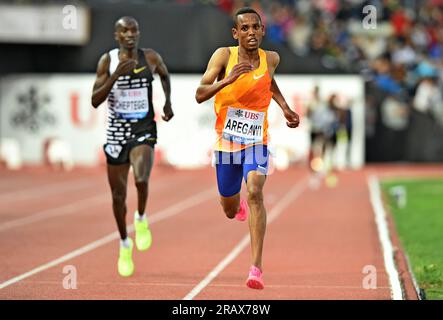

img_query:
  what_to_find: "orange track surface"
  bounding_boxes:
[1,164,440,299]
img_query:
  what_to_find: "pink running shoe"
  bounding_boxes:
[246,265,264,290]
[235,199,248,221]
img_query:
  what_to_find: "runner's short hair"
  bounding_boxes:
[233,7,262,28]
[115,16,138,31]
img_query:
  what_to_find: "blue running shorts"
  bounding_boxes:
[214,144,269,197]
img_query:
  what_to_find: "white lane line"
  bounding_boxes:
[0,187,216,290]
[0,171,189,232]
[0,178,96,203]
[183,177,308,300]
[404,253,423,300]
[0,194,108,232]
[0,169,185,203]
[367,175,403,300]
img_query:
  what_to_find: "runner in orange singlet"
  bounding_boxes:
[195,7,300,289]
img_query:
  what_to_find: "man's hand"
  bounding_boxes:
[113,59,137,78]
[162,101,174,121]
[224,62,253,85]
[283,107,300,128]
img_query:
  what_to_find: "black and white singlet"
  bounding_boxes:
[106,48,157,146]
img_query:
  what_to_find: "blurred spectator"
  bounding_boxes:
[391,36,417,66]
[413,67,443,127]
[288,15,312,56]
[390,7,412,37]
[380,95,409,130]
[372,56,403,94]
[306,86,341,172]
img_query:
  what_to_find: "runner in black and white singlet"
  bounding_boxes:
[91,16,173,277]
[105,47,157,163]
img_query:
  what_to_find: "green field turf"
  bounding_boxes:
[382,178,443,300]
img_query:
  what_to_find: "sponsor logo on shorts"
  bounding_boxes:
[137,133,151,142]
[257,165,267,174]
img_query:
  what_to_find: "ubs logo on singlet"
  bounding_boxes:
[244,111,260,120]
[120,90,143,98]
[11,86,56,133]
[235,109,259,120]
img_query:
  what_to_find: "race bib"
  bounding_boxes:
[222,107,264,145]
[114,88,149,119]
[105,144,123,159]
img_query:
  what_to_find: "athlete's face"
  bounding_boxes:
[115,20,140,50]
[232,13,264,51]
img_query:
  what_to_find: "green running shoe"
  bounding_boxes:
[118,238,134,277]
[134,211,152,251]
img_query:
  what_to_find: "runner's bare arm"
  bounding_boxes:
[145,49,173,121]
[267,51,300,129]
[91,53,136,108]
[91,53,113,108]
[195,48,253,103]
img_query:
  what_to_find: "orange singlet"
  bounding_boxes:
[214,46,273,152]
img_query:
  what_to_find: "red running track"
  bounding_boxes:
[1,164,439,299]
